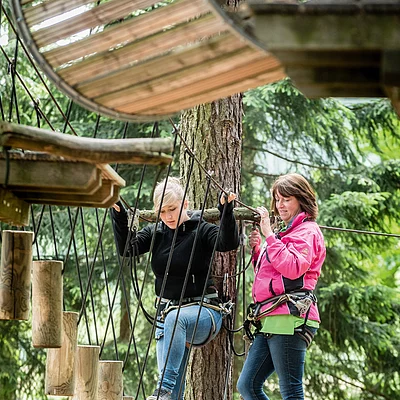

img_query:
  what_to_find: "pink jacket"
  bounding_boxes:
[252,212,326,322]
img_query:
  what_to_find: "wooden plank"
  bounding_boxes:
[98,51,281,113]
[272,50,380,68]
[98,165,125,188]
[96,47,267,109]
[33,0,160,48]
[58,14,225,86]
[18,180,119,208]
[138,62,286,115]
[44,0,212,67]
[0,188,30,226]
[24,0,96,26]
[77,33,244,99]
[0,156,100,193]
[250,14,400,51]
[286,66,381,86]
[0,122,173,165]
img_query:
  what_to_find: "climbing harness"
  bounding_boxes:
[155,292,235,348]
[243,291,317,343]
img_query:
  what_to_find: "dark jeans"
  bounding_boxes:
[237,328,317,400]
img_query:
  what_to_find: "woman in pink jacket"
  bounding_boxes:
[237,173,326,400]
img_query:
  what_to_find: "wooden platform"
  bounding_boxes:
[245,0,400,115]
[11,0,285,122]
[0,122,174,226]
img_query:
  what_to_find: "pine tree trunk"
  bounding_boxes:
[179,94,242,400]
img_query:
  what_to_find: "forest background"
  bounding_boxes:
[0,1,399,399]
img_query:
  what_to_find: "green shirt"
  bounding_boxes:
[260,314,319,335]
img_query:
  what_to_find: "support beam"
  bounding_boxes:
[0,121,173,165]
[17,180,120,208]
[248,1,400,51]
[0,153,101,194]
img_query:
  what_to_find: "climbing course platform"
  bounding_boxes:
[10,0,285,122]
[0,121,173,226]
[244,0,400,115]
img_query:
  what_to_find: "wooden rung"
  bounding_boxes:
[0,122,173,165]
[77,32,244,99]
[0,153,101,194]
[33,0,159,48]
[98,361,123,400]
[74,345,100,400]
[58,13,225,86]
[46,311,79,396]
[0,230,33,320]
[23,0,96,26]
[32,260,63,348]
[44,0,212,67]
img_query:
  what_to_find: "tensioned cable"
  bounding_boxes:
[2,6,78,135]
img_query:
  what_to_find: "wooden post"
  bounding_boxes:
[45,311,78,396]
[98,360,123,400]
[73,345,100,400]
[0,230,33,320]
[32,260,63,348]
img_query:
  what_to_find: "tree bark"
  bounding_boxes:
[179,94,242,400]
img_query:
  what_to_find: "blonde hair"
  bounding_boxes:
[270,173,318,220]
[153,177,187,212]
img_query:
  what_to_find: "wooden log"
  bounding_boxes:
[32,260,63,348]
[98,360,123,400]
[137,207,260,223]
[45,311,79,396]
[0,230,33,320]
[0,122,173,165]
[122,397,133,400]
[0,188,30,226]
[73,345,100,400]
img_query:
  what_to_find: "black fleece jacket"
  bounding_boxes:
[111,201,239,300]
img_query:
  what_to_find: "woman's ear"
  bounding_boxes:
[183,199,189,210]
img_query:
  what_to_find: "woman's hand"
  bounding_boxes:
[249,228,261,251]
[257,206,273,238]
[220,191,236,205]
[112,203,120,212]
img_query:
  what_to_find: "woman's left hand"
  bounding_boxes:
[220,191,236,205]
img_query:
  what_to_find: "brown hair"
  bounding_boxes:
[270,173,318,220]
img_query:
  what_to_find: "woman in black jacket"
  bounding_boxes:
[111,177,239,400]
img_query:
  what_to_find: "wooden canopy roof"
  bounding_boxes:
[245,0,400,115]
[11,0,285,122]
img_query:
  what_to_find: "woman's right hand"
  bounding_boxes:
[112,203,120,212]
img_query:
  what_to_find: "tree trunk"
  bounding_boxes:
[179,94,242,400]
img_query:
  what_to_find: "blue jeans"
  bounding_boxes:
[155,305,222,400]
[237,329,317,400]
